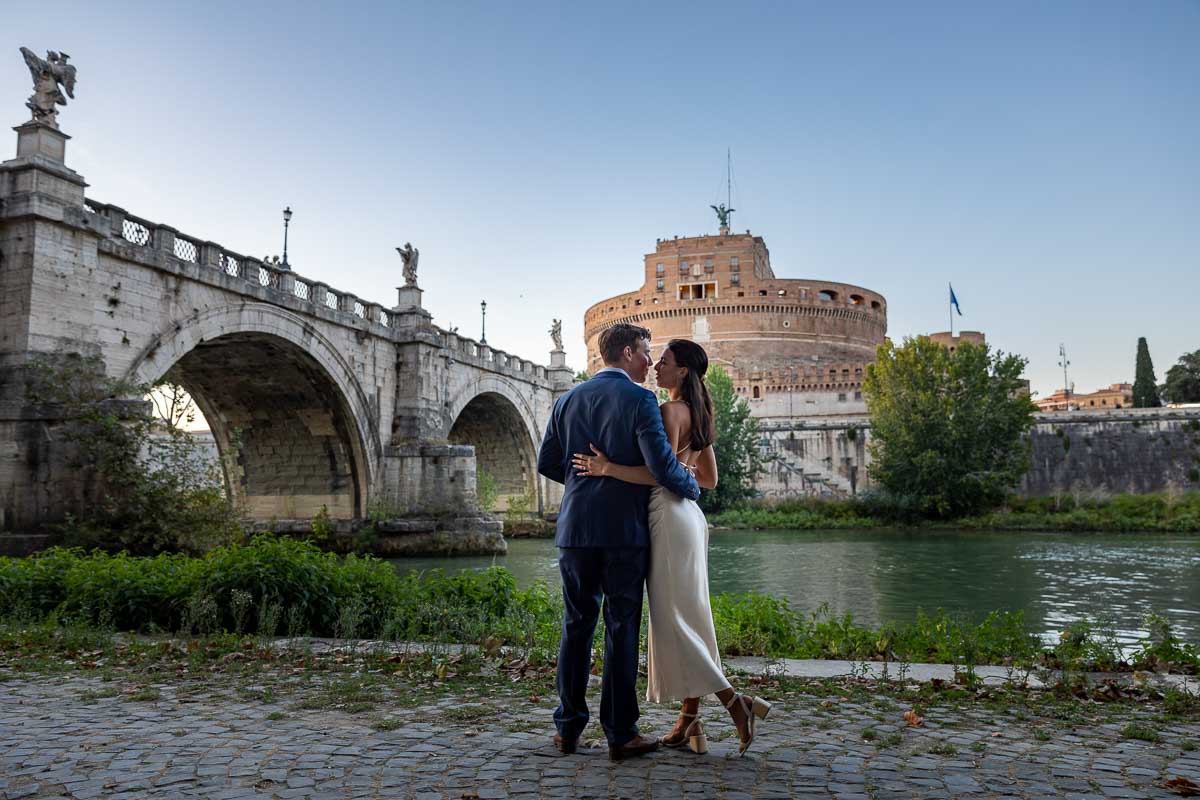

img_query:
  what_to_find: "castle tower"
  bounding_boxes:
[583,227,887,419]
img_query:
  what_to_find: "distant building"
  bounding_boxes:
[1036,383,1133,412]
[927,331,986,353]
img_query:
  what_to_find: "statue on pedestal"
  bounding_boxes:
[710,203,735,229]
[550,319,563,351]
[397,242,419,287]
[20,47,76,129]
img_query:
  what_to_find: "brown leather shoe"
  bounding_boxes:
[553,733,577,754]
[608,733,660,762]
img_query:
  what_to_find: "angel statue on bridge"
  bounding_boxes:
[710,203,735,229]
[397,242,419,287]
[549,319,563,351]
[20,47,76,129]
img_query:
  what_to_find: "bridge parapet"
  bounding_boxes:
[85,200,404,335]
[82,200,558,388]
[441,330,553,386]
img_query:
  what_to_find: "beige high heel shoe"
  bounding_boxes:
[725,692,771,756]
[661,711,708,754]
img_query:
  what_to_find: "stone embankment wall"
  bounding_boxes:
[1022,409,1200,497]
[753,408,1200,500]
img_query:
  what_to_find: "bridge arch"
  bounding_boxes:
[446,377,540,509]
[127,304,378,519]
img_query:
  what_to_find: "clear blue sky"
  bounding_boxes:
[6,1,1198,398]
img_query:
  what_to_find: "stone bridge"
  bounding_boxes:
[0,121,573,550]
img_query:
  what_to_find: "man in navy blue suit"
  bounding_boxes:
[537,323,700,761]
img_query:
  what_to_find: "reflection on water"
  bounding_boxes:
[390,530,1200,647]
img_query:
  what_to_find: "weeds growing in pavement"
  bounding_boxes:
[1121,722,1162,742]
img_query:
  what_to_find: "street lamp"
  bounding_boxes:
[281,206,293,269]
[480,300,488,344]
[1058,343,1072,409]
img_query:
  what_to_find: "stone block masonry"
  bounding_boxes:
[753,408,1200,499]
[1022,409,1200,497]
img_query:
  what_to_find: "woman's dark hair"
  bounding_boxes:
[667,339,716,451]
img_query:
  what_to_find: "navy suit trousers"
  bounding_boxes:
[553,546,648,747]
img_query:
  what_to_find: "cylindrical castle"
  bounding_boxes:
[583,229,887,417]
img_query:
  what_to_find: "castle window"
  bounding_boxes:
[678,282,717,300]
[759,290,768,296]
[871,300,881,310]
[656,279,664,291]
[778,289,787,297]
[680,261,689,273]
[652,297,660,304]
[752,386,760,399]
[850,294,864,305]
[818,290,837,302]
[705,259,714,273]
[635,299,643,306]
[731,274,740,285]
[656,263,664,274]
[730,257,739,271]
[854,391,863,401]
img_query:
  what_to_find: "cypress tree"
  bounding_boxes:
[1133,337,1161,408]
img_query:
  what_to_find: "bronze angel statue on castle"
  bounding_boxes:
[20,47,77,129]
[710,203,735,229]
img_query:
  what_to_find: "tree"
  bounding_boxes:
[862,337,1036,518]
[1133,337,1162,408]
[150,380,197,431]
[1160,349,1200,405]
[700,365,766,513]
[574,369,590,382]
[25,352,241,554]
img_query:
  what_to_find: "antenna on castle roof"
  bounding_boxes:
[710,148,736,234]
[727,148,732,212]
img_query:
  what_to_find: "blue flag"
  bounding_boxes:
[949,283,963,316]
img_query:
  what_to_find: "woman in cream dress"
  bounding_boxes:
[572,339,770,756]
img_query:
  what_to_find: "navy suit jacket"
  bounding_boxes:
[537,369,700,548]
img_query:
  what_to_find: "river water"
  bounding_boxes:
[390,529,1200,647]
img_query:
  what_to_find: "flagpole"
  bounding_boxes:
[949,284,953,338]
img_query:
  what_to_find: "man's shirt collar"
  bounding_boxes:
[595,366,635,382]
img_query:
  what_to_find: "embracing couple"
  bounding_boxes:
[536,323,770,761]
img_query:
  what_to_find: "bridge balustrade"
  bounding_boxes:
[173,236,199,264]
[79,199,558,387]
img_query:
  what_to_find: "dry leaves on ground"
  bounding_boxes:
[1163,777,1200,797]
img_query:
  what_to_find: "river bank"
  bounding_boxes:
[3,535,1198,674]
[707,491,1200,533]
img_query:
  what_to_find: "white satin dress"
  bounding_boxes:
[645,447,732,703]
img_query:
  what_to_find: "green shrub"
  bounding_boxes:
[200,535,345,634]
[60,550,203,631]
[476,469,499,513]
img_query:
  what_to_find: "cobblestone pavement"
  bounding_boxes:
[3,675,1200,799]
